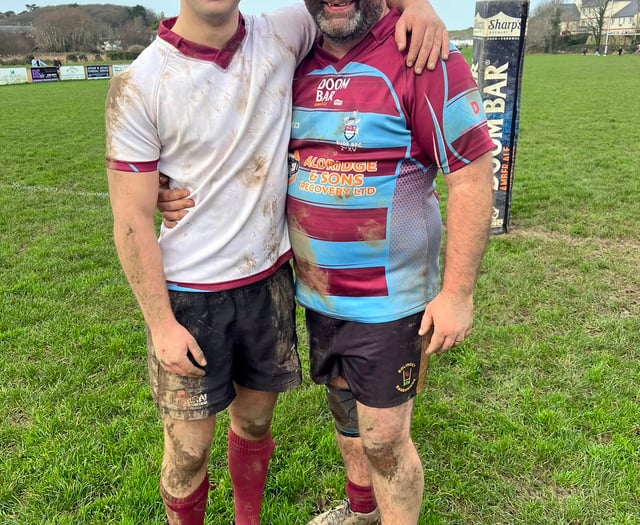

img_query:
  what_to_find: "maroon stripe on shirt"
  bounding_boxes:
[167,251,293,292]
[288,197,387,242]
[106,159,159,173]
[295,258,388,297]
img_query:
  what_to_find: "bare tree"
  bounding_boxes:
[118,16,153,51]
[526,0,563,53]
[33,7,104,52]
[581,0,612,50]
[0,29,34,55]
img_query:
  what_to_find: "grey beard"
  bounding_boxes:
[315,10,370,44]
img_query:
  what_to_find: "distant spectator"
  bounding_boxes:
[582,47,587,56]
[617,47,623,56]
[594,48,600,56]
[31,56,47,67]
[53,57,62,79]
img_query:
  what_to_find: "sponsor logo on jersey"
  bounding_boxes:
[288,150,300,185]
[316,77,351,104]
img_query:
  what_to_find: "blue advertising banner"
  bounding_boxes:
[86,65,111,79]
[31,66,59,82]
[472,1,529,234]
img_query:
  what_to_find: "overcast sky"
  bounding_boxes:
[3,0,545,30]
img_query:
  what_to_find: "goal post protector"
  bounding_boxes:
[472,0,530,235]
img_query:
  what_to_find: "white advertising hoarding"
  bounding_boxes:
[0,67,28,85]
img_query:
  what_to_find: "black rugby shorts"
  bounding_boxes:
[148,263,300,420]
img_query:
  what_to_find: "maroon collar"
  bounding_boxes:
[158,14,246,69]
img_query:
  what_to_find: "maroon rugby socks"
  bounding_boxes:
[346,478,377,514]
[228,428,276,525]
[161,473,209,525]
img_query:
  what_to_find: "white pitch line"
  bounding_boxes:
[3,183,109,199]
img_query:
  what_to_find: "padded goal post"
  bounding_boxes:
[472,1,530,234]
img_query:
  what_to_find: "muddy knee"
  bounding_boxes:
[362,442,401,480]
[161,444,209,494]
[162,421,211,488]
[229,388,276,440]
[233,416,272,440]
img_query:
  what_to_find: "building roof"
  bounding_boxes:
[613,0,638,17]
[561,3,581,20]
[581,0,608,8]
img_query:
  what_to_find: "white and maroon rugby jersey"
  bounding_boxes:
[106,7,315,291]
[287,9,494,323]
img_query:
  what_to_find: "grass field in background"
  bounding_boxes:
[0,54,639,524]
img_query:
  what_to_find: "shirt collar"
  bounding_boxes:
[158,14,246,68]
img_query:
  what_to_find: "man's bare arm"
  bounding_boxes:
[419,152,494,354]
[108,169,205,376]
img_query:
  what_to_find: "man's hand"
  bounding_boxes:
[394,0,449,73]
[419,291,473,356]
[151,321,207,377]
[157,175,194,228]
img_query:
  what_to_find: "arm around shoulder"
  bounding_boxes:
[388,0,450,73]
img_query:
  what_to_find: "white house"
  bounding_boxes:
[101,40,123,52]
[562,0,640,37]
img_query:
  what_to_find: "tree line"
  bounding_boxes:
[0,3,159,58]
[3,1,637,60]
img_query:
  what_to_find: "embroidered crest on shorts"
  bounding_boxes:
[395,362,417,393]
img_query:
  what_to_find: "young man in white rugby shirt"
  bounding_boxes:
[107,1,447,523]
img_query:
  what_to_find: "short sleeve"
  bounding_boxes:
[105,65,160,169]
[411,49,493,174]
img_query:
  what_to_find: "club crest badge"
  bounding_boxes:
[395,362,417,393]
[343,111,360,141]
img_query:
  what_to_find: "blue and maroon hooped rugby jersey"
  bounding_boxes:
[287,9,494,323]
